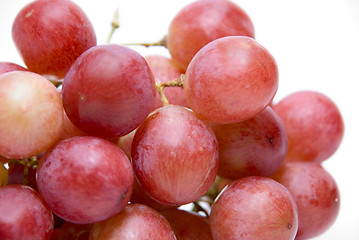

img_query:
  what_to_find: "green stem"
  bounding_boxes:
[107,8,120,44]
[123,35,168,48]
[155,74,185,106]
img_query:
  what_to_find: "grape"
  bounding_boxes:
[0,71,63,159]
[132,105,218,205]
[0,185,54,240]
[89,203,176,240]
[145,55,188,109]
[57,109,87,142]
[0,163,8,187]
[0,62,27,75]
[167,0,254,71]
[271,162,340,239]
[12,0,96,79]
[36,136,134,224]
[62,44,157,138]
[212,106,287,179]
[161,208,213,240]
[183,36,278,124]
[273,90,344,163]
[209,176,298,240]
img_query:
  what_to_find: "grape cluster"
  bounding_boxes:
[0,0,344,239]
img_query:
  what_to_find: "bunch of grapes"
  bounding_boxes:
[0,0,344,239]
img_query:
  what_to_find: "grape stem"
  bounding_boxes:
[107,8,120,44]
[192,201,210,218]
[122,35,168,48]
[7,156,39,185]
[155,74,185,106]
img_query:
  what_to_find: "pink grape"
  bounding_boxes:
[271,162,340,239]
[118,129,136,159]
[132,105,218,205]
[209,176,298,240]
[62,44,157,138]
[273,90,344,163]
[167,0,255,71]
[184,36,278,124]
[12,0,96,79]
[89,203,176,240]
[161,208,213,240]
[212,106,287,179]
[0,71,63,159]
[0,62,27,75]
[0,185,54,240]
[36,136,134,224]
[145,55,188,109]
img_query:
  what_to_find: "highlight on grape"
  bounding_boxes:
[0,0,345,239]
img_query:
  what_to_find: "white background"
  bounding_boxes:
[1,0,358,239]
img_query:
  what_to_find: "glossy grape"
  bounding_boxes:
[212,106,287,179]
[0,185,54,240]
[0,71,63,159]
[37,136,134,224]
[209,176,298,240]
[167,0,255,71]
[12,0,96,79]
[132,105,218,205]
[271,162,340,239]
[89,203,176,240]
[184,36,278,124]
[273,90,344,163]
[62,44,156,138]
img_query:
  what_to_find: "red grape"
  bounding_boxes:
[161,208,213,240]
[118,129,136,159]
[271,162,340,239]
[145,55,187,109]
[62,44,157,138]
[0,163,8,187]
[12,0,96,79]
[184,36,278,124]
[132,105,218,205]
[0,71,63,159]
[212,106,287,179]
[36,136,134,224]
[209,176,298,240]
[57,109,87,142]
[0,185,54,239]
[273,90,344,163]
[167,0,255,71]
[0,62,27,75]
[89,203,176,240]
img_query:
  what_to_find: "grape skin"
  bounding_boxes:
[12,0,97,79]
[209,176,298,240]
[132,105,219,205]
[273,90,344,163]
[0,71,63,159]
[62,44,157,138]
[37,136,134,224]
[0,185,54,240]
[184,36,278,124]
[212,106,287,179]
[89,203,176,240]
[167,0,255,71]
